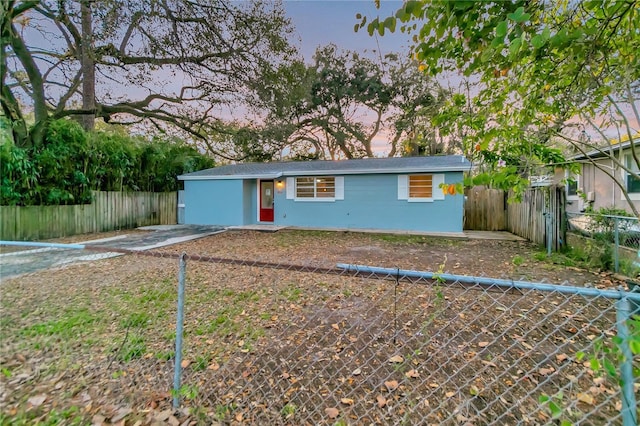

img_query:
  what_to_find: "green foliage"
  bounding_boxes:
[118,335,146,362]
[363,0,639,202]
[172,384,199,401]
[538,392,571,425]
[0,406,85,426]
[0,119,214,205]
[281,403,297,418]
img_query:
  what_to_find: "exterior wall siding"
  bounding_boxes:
[563,152,640,215]
[272,172,464,232]
[183,172,465,232]
[183,179,246,225]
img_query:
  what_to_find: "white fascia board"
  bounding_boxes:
[178,172,283,181]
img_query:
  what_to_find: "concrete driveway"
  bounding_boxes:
[0,225,223,279]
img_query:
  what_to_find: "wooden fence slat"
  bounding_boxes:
[0,191,177,241]
[463,185,566,250]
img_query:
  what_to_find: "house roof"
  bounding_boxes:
[570,138,637,161]
[178,155,471,180]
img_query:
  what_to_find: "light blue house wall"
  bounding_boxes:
[183,179,246,226]
[272,172,464,232]
[242,180,256,225]
[183,172,465,232]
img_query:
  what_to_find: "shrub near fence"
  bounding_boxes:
[0,191,177,240]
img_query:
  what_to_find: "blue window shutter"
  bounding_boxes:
[433,174,445,200]
[335,176,344,200]
[286,177,295,199]
[398,175,408,200]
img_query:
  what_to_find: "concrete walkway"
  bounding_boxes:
[230,225,525,241]
[0,225,224,279]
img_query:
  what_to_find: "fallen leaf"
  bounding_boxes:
[207,361,220,371]
[376,395,387,408]
[111,407,132,423]
[340,398,354,406]
[180,359,191,369]
[469,385,480,396]
[388,355,404,364]
[539,367,555,376]
[27,395,46,407]
[429,382,439,388]
[405,369,419,379]
[155,410,172,422]
[478,342,489,348]
[331,323,340,331]
[235,412,243,422]
[384,380,399,391]
[555,353,568,363]
[445,391,455,398]
[577,393,595,405]
[325,407,339,419]
[352,368,361,376]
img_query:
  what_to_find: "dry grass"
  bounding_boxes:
[0,230,631,425]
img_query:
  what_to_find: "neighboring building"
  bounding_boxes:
[178,155,471,233]
[559,140,640,214]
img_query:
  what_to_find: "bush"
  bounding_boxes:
[0,119,215,205]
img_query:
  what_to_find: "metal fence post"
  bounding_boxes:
[173,252,187,409]
[614,217,620,273]
[615,294,637,426]
[545,212,552,256]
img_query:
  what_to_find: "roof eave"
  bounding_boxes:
[178,165,471,180]
[178,172,283,181]
[569,140,635,161]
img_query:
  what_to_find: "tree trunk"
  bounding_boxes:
[80,0,95,132]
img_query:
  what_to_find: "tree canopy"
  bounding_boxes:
[1,0,295,158]
[254,44,447,160]
[364,0,639,213]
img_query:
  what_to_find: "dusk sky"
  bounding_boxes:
[283,1,412,61]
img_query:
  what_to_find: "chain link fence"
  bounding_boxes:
[567,211,640,275]
[1,239,639,425]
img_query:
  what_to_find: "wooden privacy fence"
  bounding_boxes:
[464,187,506,231]
[0,191,177,241]
[465,185,566,251]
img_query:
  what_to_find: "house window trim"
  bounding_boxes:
[398,174,445,202]
[290,176,344,202]
[623,154,640,200]
[566,170,580,201]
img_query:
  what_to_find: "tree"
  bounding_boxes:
[254,45,447,160]
[1,0,295,158]
[364,0,640,215]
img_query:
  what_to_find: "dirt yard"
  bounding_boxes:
[0,229,633,425]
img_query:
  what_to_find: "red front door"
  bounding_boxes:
[259,180,274,222]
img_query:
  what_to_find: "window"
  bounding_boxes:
[625,154,640,194]
[409,175,433,198]
[566,170,579,199]
[296,177,335,198]
[398,174,445,202]
[288,176,343,201]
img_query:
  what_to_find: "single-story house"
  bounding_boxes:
[178,155,471,233]
[559,139,640,214]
